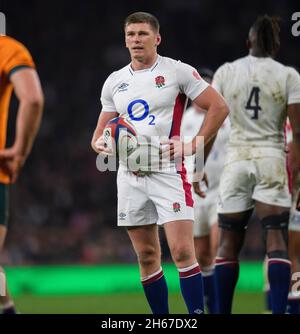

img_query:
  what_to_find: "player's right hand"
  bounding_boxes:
[0,147,26,184]
[92,135,112,155]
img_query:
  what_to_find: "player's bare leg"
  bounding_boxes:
[127,224,161,277]
[256,201,291,314]
[0,225,16,314]
[287,230,300,313]
[127,224,168,314]
[195,235,211,268]
[210,223,219,258]
[164,220,204,314]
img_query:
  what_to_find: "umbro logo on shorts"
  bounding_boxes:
[193,308,203,314]
[119,212,126,220]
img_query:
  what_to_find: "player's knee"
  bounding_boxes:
[218,213,249,232]
[197,251,212,268]
[217,238,238,260]
[267,250,289,260]
[261,212,289,251]
[170,245,194,266]
[137,248,160,268]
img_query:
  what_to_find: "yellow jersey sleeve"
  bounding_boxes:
[1,36,35,78]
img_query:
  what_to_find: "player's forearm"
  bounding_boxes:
[14,98,43,159]
[91,111,118,150]
[192,102,228,153]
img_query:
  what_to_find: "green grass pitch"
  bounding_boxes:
[14,292,265,314]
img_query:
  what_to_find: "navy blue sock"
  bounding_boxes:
[265,289,272,311]
[1,301,17,314]
[2,305,17,314]
[202,266,218,314]
[178,263,204,314]
[286,294,300,314]
[142,268,169,314]
[215,257,239,314]
[268,258,291,314]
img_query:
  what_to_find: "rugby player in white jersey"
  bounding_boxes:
[91,12,228,314]
[181,68,230,313]
[264,120,300,314]
[281,120,300,314]
[212,15,300,314]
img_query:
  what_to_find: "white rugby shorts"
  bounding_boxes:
[192,188,218,237]
[218,148,291,213]
[117,166,194,226]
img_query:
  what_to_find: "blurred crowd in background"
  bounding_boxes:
[0,0,298,265]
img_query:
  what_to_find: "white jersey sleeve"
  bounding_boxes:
[100,73,117,112]
[286,67,300,105]
[176,62,209,100]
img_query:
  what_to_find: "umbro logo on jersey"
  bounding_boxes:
[118,83,129,92]
[155,75,165,88]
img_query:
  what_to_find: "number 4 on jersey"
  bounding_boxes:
[245,86,261,119]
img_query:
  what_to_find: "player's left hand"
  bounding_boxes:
[193,173,209,198]
[0,147,26,183]
[160,138,193,160]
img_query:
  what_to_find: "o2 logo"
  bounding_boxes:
[127,99,155,125]
[291,12,300,37]
[291,272,300,297]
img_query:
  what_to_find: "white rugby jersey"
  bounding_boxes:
[213,55,300,150]
[101,55,209,171]
[181,108,230,192]
[101,55,208,139]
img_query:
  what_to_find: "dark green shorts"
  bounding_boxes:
[0,183,9,226]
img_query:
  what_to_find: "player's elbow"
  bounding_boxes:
[217,99,229,118]
[22,91,44,112]
[212,99,229,123]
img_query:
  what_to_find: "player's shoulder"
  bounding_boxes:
[268,59,300,81]
[223,55,252,70]
[104,63,131,83]
[0,35,31,54]
[214,57,242,77]
[158,55,194,71]
[284,65,300,78]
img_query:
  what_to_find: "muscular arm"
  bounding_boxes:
[0,68,44,183]
[192,86,229,153]
[91,111,118,153]
[288,103,300,210]
[10,68,44,158]
[288,103,300,165]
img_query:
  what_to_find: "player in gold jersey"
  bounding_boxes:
[0,35,44,314]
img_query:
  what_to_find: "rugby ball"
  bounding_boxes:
[102,116,138,159]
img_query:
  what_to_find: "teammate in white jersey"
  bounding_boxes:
[212,15,300,314]
[264,120,300,313]
[283,120,300,314]
[91,12,229,314]
[181,68,230,313]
